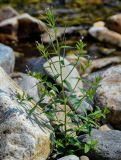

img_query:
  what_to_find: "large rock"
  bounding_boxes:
[106,14,121,34]
[0,13,47,42]
[0,67,53,160]
[95,65,121,127]
[17,13,47,40]
[0,6,18,22]
[0,43,15,74]
[89,26,121,47]
[80,129,121,160]
[44,56,83,92]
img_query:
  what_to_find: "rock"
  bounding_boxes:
[0,13,47,42]
[80,129,121,160]
[44,56,83,92]
[80,155,89,160]
[99,124,113,132]
[106,14,121,34]
[41,26,84,43]
[95,65,121,128]
[89,26,121,47]
[58,155,79,160]
[11,72,40,102]
[0,66,53,160]
[0,6,18,22]
[0,43,15,74]
[93,21,105,27]
[17,13,47,40]
[0,16,18,42]
[86,56,121,73]
[23,57,46,74]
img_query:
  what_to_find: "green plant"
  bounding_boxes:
[24,9,109,159]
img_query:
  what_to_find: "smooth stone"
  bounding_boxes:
[80,155,89,160]
[0,66,53,160]
[95,65,121,128]
[89,26,121,47]
[11,72,40,102]
[99,124,113,132]
[0,6,18,22]
[58,155,79,160]
[86,56,121,73]
[79,129,121,160]
[44,56,83,92]
[0,13,47,42]
[0,43,15,74]
[106,14,121,34]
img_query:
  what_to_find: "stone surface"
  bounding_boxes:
[89,26,121,47]
[58,155,79,160]
[0,13,47,42]
[106,14,121,34]
[80,129,121,160]
[99,124,113,132]
[86,56,121,73]
[0,67,53,160]
[11,72,40,102]
[0,43,15,74]
[95,65,121,127]
[17,13,47,40]
[80,155,89,160]
[44,56,83,92]
[0,6,18,22]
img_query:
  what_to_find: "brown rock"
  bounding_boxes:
[0,6,18,22]
[106,14,121,34]
[99,124,113,132]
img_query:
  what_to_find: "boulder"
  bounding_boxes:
[11,72,40,102]
[106,14,121,34]
[95,65,121,128]
[58,155,79,160]
[0,43,15,74]
[17,13,47,40]
[0,13,47,42]
[44,56,83,92]
[0,67,53,160]
[80,129,121,160]
[0,6,18,22]
[89,26,121,47]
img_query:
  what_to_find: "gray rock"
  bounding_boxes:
[44,56,83,92]
[0,43,15,74]
[80,129,121,160]
[11,72,50,103]
[58,155,79,160]
[0,66,53,160]
[11,72,40,102]
[0,6,18,22]
[95,65,121,128]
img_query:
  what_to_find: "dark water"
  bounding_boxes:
[0,0,121,71]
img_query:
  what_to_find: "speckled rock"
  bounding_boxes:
[0,43,15,74]
[79,129,121,160]
[95,65,121,128]
[0,67,53,160]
